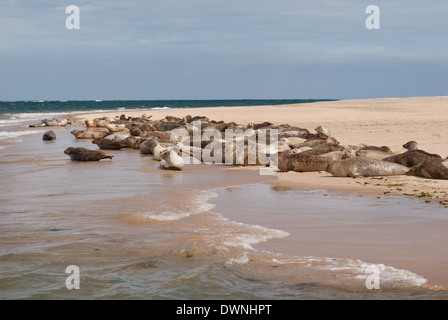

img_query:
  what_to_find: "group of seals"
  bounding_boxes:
[58,114,448,179]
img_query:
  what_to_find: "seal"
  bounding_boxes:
[120,136,144,149]
[280,137,307,146]
[402,141,420,151]
[93,119,110,128]
[383,150,442,167]
[361,145,392,153]
[278,129,310,140]
[291,139,327,149]
[64,147,113,161]
[278,150,329,172]
[71,129,110,140]
[140,137,164,159]
[286,147,313,153]
[42,131,56,141]
[325,158,409,177]
[42,118,69,127]
[85,120,97,128]
[106,123,127,133]
[160,146,184,170]
[299,144,343,156]
[130,127,143,137]
[315,125,332,137]
[355,149,394,160]
[92,138,123,150]
[406,158,448,180]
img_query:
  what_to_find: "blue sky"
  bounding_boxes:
[0,0,447,100]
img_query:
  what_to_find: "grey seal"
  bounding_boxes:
[402,141,420,151]
[42,131,56,141]
[278,151,330,172]
[383,150,442,167]
[326,158,409,177]
[64,147,113,161]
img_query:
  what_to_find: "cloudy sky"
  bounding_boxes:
[0,0,447,100]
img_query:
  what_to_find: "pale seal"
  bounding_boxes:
[140,137,164,159]
[361,145,392,153]
[315,125,332,137]
[160,146,184,170]
[355,150,394,160]
[106,123,127,133]
[42,118,69,127]
[64,147,113,161]
[278,151,329,172]
[326,158,409,177]
[71,129,110,140]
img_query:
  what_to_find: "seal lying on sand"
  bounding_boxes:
[278,151,331,172]
[326,158,409,177]
[140,137,165,159]
[361,145,392,153]
[315,125,332,137]
[106,123,127,133]
[92,138,123,150]
[71,129,110,140]
[406,158,448,180]
[356,149,394,160]
[402,141,420,151]
[64,147,113,161]
[160,146,184,170]
[383,150,442,167]
[42,118,69,127]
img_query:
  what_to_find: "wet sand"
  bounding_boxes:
[213,184,448,289]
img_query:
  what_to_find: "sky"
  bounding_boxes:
[0,0,447,100]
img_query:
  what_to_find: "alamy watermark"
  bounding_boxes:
[365,264,381,290]
[65,265,80,289]
[65,5,379,31]
[66,5,80,30]
[366,5,380,30]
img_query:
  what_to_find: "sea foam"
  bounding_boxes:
[142,191,217,221]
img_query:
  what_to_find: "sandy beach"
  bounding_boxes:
[74,96,448,204]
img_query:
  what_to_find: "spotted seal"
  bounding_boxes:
[64,147,113,161]
[326,158,409,177]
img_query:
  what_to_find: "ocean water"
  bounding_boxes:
[0,99,333,144]
[1,102,448,300]
[0,99,333,121]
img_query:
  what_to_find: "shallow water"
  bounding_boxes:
[0,126,447,300]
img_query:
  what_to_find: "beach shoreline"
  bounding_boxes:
[72,96,448,205]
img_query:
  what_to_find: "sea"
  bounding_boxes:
[0,99,447,301]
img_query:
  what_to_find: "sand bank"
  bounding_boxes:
[73,96,448,204]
